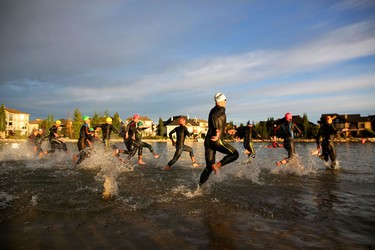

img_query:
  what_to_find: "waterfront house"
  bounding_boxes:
[320,113,374,137]
[125,116,155,136]
[4,107,30,136]
[164,115,208,139]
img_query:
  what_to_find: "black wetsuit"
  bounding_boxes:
[124,120,137,156]
[243,126,259,157]
[275,118,296,160]
[167,125,194,167]
[76,123,91,165]
[48,125,67,153]
[95,123,119,149]
[124,120,155,158]
[28,134,44,156]
[134,126,155,156]
[316,123,337,166]
[199,105,239,185]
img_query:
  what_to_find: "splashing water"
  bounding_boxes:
[1,141,374,249]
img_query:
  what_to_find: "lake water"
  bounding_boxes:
[0,141,374,249]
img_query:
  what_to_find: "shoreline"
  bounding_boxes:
[1,138,374,143]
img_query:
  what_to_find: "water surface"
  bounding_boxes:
[0,141,374,249]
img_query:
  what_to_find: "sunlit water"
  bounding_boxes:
[0,141,374,249]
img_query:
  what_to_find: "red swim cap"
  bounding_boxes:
[285,112,292,121]
[133,114,140,120]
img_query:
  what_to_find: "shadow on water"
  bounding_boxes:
[0,141,374,249]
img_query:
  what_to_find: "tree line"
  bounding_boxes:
[3,105,372,140]
[0,105,318,140]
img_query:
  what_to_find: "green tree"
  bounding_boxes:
[256,122,268,139]
[113,112,121,129]
[103,110,109,119]
[362,128,375,138]
[40,114,55,131]
[72,108,82,139]
[91,112,101,128]
[265,117,275,138]
[113,112,121,138]
[302,113,310,139]
[158,117,164,136]
[0,104,6,131]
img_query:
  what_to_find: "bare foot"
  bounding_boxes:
[153,154,160,159]
[276,159,287,167]
[311,149,319,156]
[72,154,78,162]
[192,162,200,167]
[163,165,172,171]
[113,149,119,156]
[138,160,146,165]
[212,162,222,175]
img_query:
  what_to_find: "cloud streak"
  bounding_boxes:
[1,1,374,124]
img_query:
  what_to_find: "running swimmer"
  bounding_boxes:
[133,120,160,165]
[163,117,199,170]
[123,114,159,165]
[47,120,68,154]
[199,93,239,186]
[274,113,302,167]
[28,129,46,158]
[75,115,94,166]
[95,117,119,150]
[315,115,348,169]
[243,121,261,158]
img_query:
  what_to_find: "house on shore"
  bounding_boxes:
[29,118,43,134]
[124,116,155,136]
[320,114,375,137]
[4,107,30,136]
[164,115,208,139]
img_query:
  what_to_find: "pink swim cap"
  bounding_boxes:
[285,112,292,121]
[133,114,140,120]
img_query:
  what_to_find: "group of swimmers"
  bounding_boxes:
[27,92,347,186]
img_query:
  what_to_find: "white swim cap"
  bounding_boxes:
[214,92,226,103]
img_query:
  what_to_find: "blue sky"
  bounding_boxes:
[0,0,374,124]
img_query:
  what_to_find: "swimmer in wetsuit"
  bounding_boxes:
[199,93,239,186]
[274,112,302,166]
[47,120,68,154]
[95,117,119,150]
[163,117,199,170]
[75,115,93,166]
[316,115,347,169]
[243,121,261,158]
[123,114,159,165]
[28,129,45,158]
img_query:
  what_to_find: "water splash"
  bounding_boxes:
[171,184,204,198]
[30,195,38,207]
[83,147,136,200]
[0,192,16,209]
[270,155,317,176]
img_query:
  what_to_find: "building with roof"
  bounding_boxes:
[125,115,155,136]
[320,113,374,137]
[4,107,30,136]
[28,118,43,134]
[164,115,208,139]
